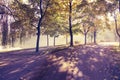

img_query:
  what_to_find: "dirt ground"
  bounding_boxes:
[0,45,120,80]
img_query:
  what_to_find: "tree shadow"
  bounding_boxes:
[0,45,120,80]
[32,45,120,80]
[0,49,50,80]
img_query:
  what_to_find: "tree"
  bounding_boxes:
[113,11,120,46]
[35,0,50,52]
[69,0,73,46]
[0,1,10,48]
[4,0,37,47]
[49,0,81,47]
[80,19,94,45]
[76,0,119,44]
[1,16,8,47]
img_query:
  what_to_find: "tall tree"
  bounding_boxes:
[113,11,120,46]
[80,19,94,45]
[9,0,37,46]
[69,0,73,46]
[1,16,8,47]
[36,0,50,52]
[0,1,9,47]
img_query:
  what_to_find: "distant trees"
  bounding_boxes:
[0,0,120,50]
[10,0,37,46]
[76,1,95,44]
[0,0,38,48]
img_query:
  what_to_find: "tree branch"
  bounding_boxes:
[0,4,16,20]
[42,0,51,17]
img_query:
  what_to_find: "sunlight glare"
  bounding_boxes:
[22,0,29,4]
[59,62,69,72]
[0,47,22,52]
[98,42,119,46]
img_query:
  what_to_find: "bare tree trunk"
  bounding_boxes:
[11,36,15,47]
[36,17,42,52]
[20,29,24,45]
[2,16,8,48]
[69,0,73,47]
[84,33,87,45]
[53,36,56,46]
[20,33,22,45]
[93,30,97,44]
[10,29,16,47]
[47,34,49,46]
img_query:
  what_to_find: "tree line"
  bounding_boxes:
[0,0,120,52]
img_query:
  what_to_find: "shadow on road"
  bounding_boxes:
[0,45,120,80]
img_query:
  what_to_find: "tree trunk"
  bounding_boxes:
[35,0,50,52]
[53,36,56,46]
[20,29,24,45]
[114,12,120,47]
[36,0,43,52]
[36,19,41,52]
[84,33,87,45]
[20,33,22,45]
[2,18,8,47]
[11,36,15,47]
[47,34,49,47]
[69,0,73,47]
[10,28,16,47]
[93,30,97,44]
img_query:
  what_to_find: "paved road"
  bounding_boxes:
[0,45,120,80]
